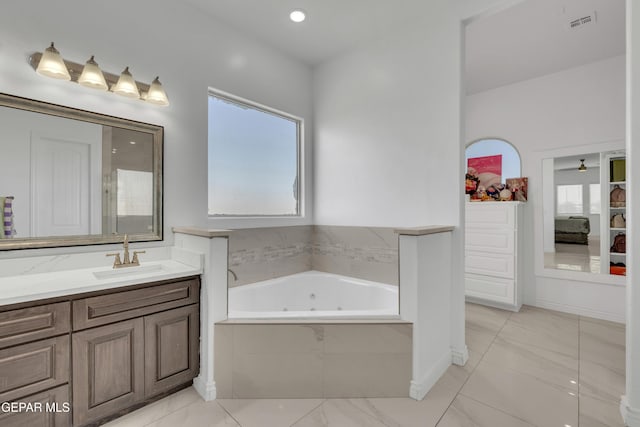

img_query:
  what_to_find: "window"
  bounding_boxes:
[207,91,301,216]
[465,138,521,184]
[589,184,601,214]
[117,169,153,216]
[557,184,583,215]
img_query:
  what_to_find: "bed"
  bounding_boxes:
[555,216,590,244]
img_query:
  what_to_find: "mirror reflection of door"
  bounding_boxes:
[31,133,101,236]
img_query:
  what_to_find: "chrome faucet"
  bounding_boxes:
[107,234,145,269]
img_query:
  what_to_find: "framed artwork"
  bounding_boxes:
[506,177,528,201]
[467,155,502,189]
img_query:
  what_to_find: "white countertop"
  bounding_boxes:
[0,247,203,306]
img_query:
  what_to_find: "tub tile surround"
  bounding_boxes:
[105,303,625,427]
[227,225,399,287]
[312,225,399,285]
[214,323,412,399]
[228,226,313,287]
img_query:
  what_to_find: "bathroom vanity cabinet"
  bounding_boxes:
[465,202,523,311]
[0,275,200,427]
[0,303,72,427]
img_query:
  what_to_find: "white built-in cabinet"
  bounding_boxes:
[600,152,627,275]
[465,202,523,311]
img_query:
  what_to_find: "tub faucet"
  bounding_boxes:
[227,268,238,282]
[107,234,145,269]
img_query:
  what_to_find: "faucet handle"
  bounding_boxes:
[132,250,145,265]
[106,253,122,268]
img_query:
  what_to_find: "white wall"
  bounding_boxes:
[466,55,626,321]
[0,0,313,258]
[624,0,640,421]
[313,4,462,227]
[312,0,521,227]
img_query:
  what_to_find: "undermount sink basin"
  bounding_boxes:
[93,264,164,279]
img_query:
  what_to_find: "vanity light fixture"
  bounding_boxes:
[35,42,71,80]
[112,67,140,99]
[578,159,587,172]
[29,42,169,106]
[289,9,306,23]
[144,77,170,106]
[78,56,108,91]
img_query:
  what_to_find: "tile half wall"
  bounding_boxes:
[214,322,412,398]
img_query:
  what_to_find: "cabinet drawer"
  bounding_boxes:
[465,251,515,279]
[466,202,516,229]
[0,303,70,349]
[0,384,70,427]
[465,228,514,254]
[73,277,199,331]
[0,335,69,402]
[465,274,515,305]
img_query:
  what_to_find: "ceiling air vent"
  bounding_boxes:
[568,11,597,30]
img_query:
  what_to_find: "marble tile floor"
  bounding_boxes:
[105,303,625,427]
[544,237,601,274]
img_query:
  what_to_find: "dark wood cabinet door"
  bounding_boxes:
[0,385,70,427]
[72,318,144,426]
[144,304,199,397]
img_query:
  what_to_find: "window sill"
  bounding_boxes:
[206,215,311,229]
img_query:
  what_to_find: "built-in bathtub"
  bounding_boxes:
[228,270,399,318]
[216,270,410,398]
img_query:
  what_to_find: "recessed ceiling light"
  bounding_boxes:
[290,9,306,23]
[129,141,137,145]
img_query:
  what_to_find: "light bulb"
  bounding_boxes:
[145,76,169,106]
[112,67,140,99]
[36,42,71,80]
[78,56,108,91]
[290,10,306,23]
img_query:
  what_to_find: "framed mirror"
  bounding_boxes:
[0,93,163,250]
[542,150,625,276]
[533,140,626,285]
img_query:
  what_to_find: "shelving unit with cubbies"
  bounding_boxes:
[601,153,626,275]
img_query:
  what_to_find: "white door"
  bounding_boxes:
[31,135,97,236]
